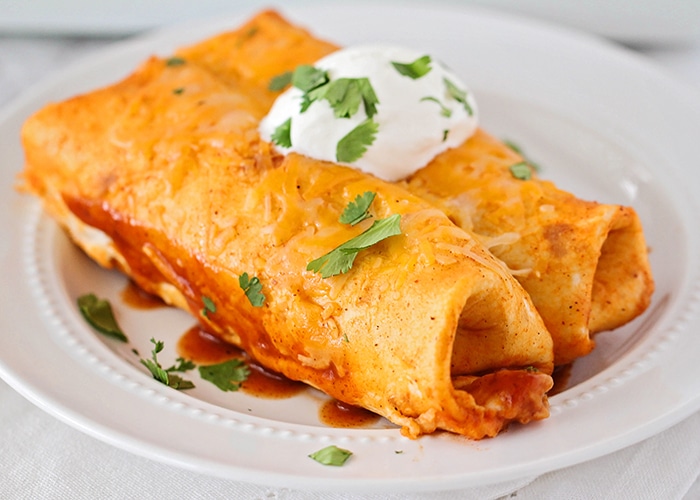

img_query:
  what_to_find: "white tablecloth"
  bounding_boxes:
[2,16,700,500]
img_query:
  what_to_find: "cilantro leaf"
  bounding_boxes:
[165,357,196,373]
[270,118,292,148]
[202,295,216,318]
[198,359,250,391]
[420,96,452,118]
[140,338,195,390]
[509,161,533,180]
[356,78,380,118]
[300,77,379,119]
[336,118,379,163]
[292,65,329,92]
[444,77,473,116]
[268,71,293,91]
[307,214,402,278]
[391,55,432,79]
[77,293,128,342]
[165,56,186,67]
[339,191,376,225]
[308,445,353,466]
[504,139,542,172]
[239,272,265,307]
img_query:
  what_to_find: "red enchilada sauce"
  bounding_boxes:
[176,324,306,399]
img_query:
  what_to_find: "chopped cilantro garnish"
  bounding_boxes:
[165,56,186,67]
[420,96,452,118]
[307,214,402,278]
[302,77,379,119]
[339,191,376,226]
[239,272,265,307]
[391,55,432,79]
[509,161,533,180]
[289,64,379,120]
[270,118,292,148]
[504,140,542,172]
[202,296,216,317]
[268,71,293,91]
[140,338,195,390]
[165,357,196,373]
[292,65,330,93]
[172,87,184,95]
[198,359,250,391]
[444,77,473,116]
[77,293,128,342]
[309,445,353,466]
[336,118,379,163]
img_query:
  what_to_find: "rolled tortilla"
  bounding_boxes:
[177,10,654,366]
[20,54,553,438]
[404,131,655,365]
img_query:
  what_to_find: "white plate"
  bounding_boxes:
[2,3,700,493]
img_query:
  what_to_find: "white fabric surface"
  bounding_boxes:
[2,15,700,500]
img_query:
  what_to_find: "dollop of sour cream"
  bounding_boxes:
[259,45,478,182]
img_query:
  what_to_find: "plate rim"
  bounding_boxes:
[2,2,700,492]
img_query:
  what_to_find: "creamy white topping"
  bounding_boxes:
[259,45,478,181]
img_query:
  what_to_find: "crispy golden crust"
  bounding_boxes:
[20,48,553,438]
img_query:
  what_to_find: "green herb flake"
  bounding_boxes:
[509,161,533,181]
[391,55,432,79]
[140,338,195,390]
[308,445,353,466]
[307,214,402,278]
[202,295,216,317]
[268,71,293,91]
[292,65,330,93]
[77,293,128,342]
[165,56,186,67]
[444,77,473,116]
[270,117,292,148]
[336,118,379,163]
[420,96,452,118]
[504,139,542,172]
[239,272,265,307]
[172,87,185,95]
[339,191,376,226]
[166,357,196,373]
[198,359,250,392]
[301,77,379,119]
